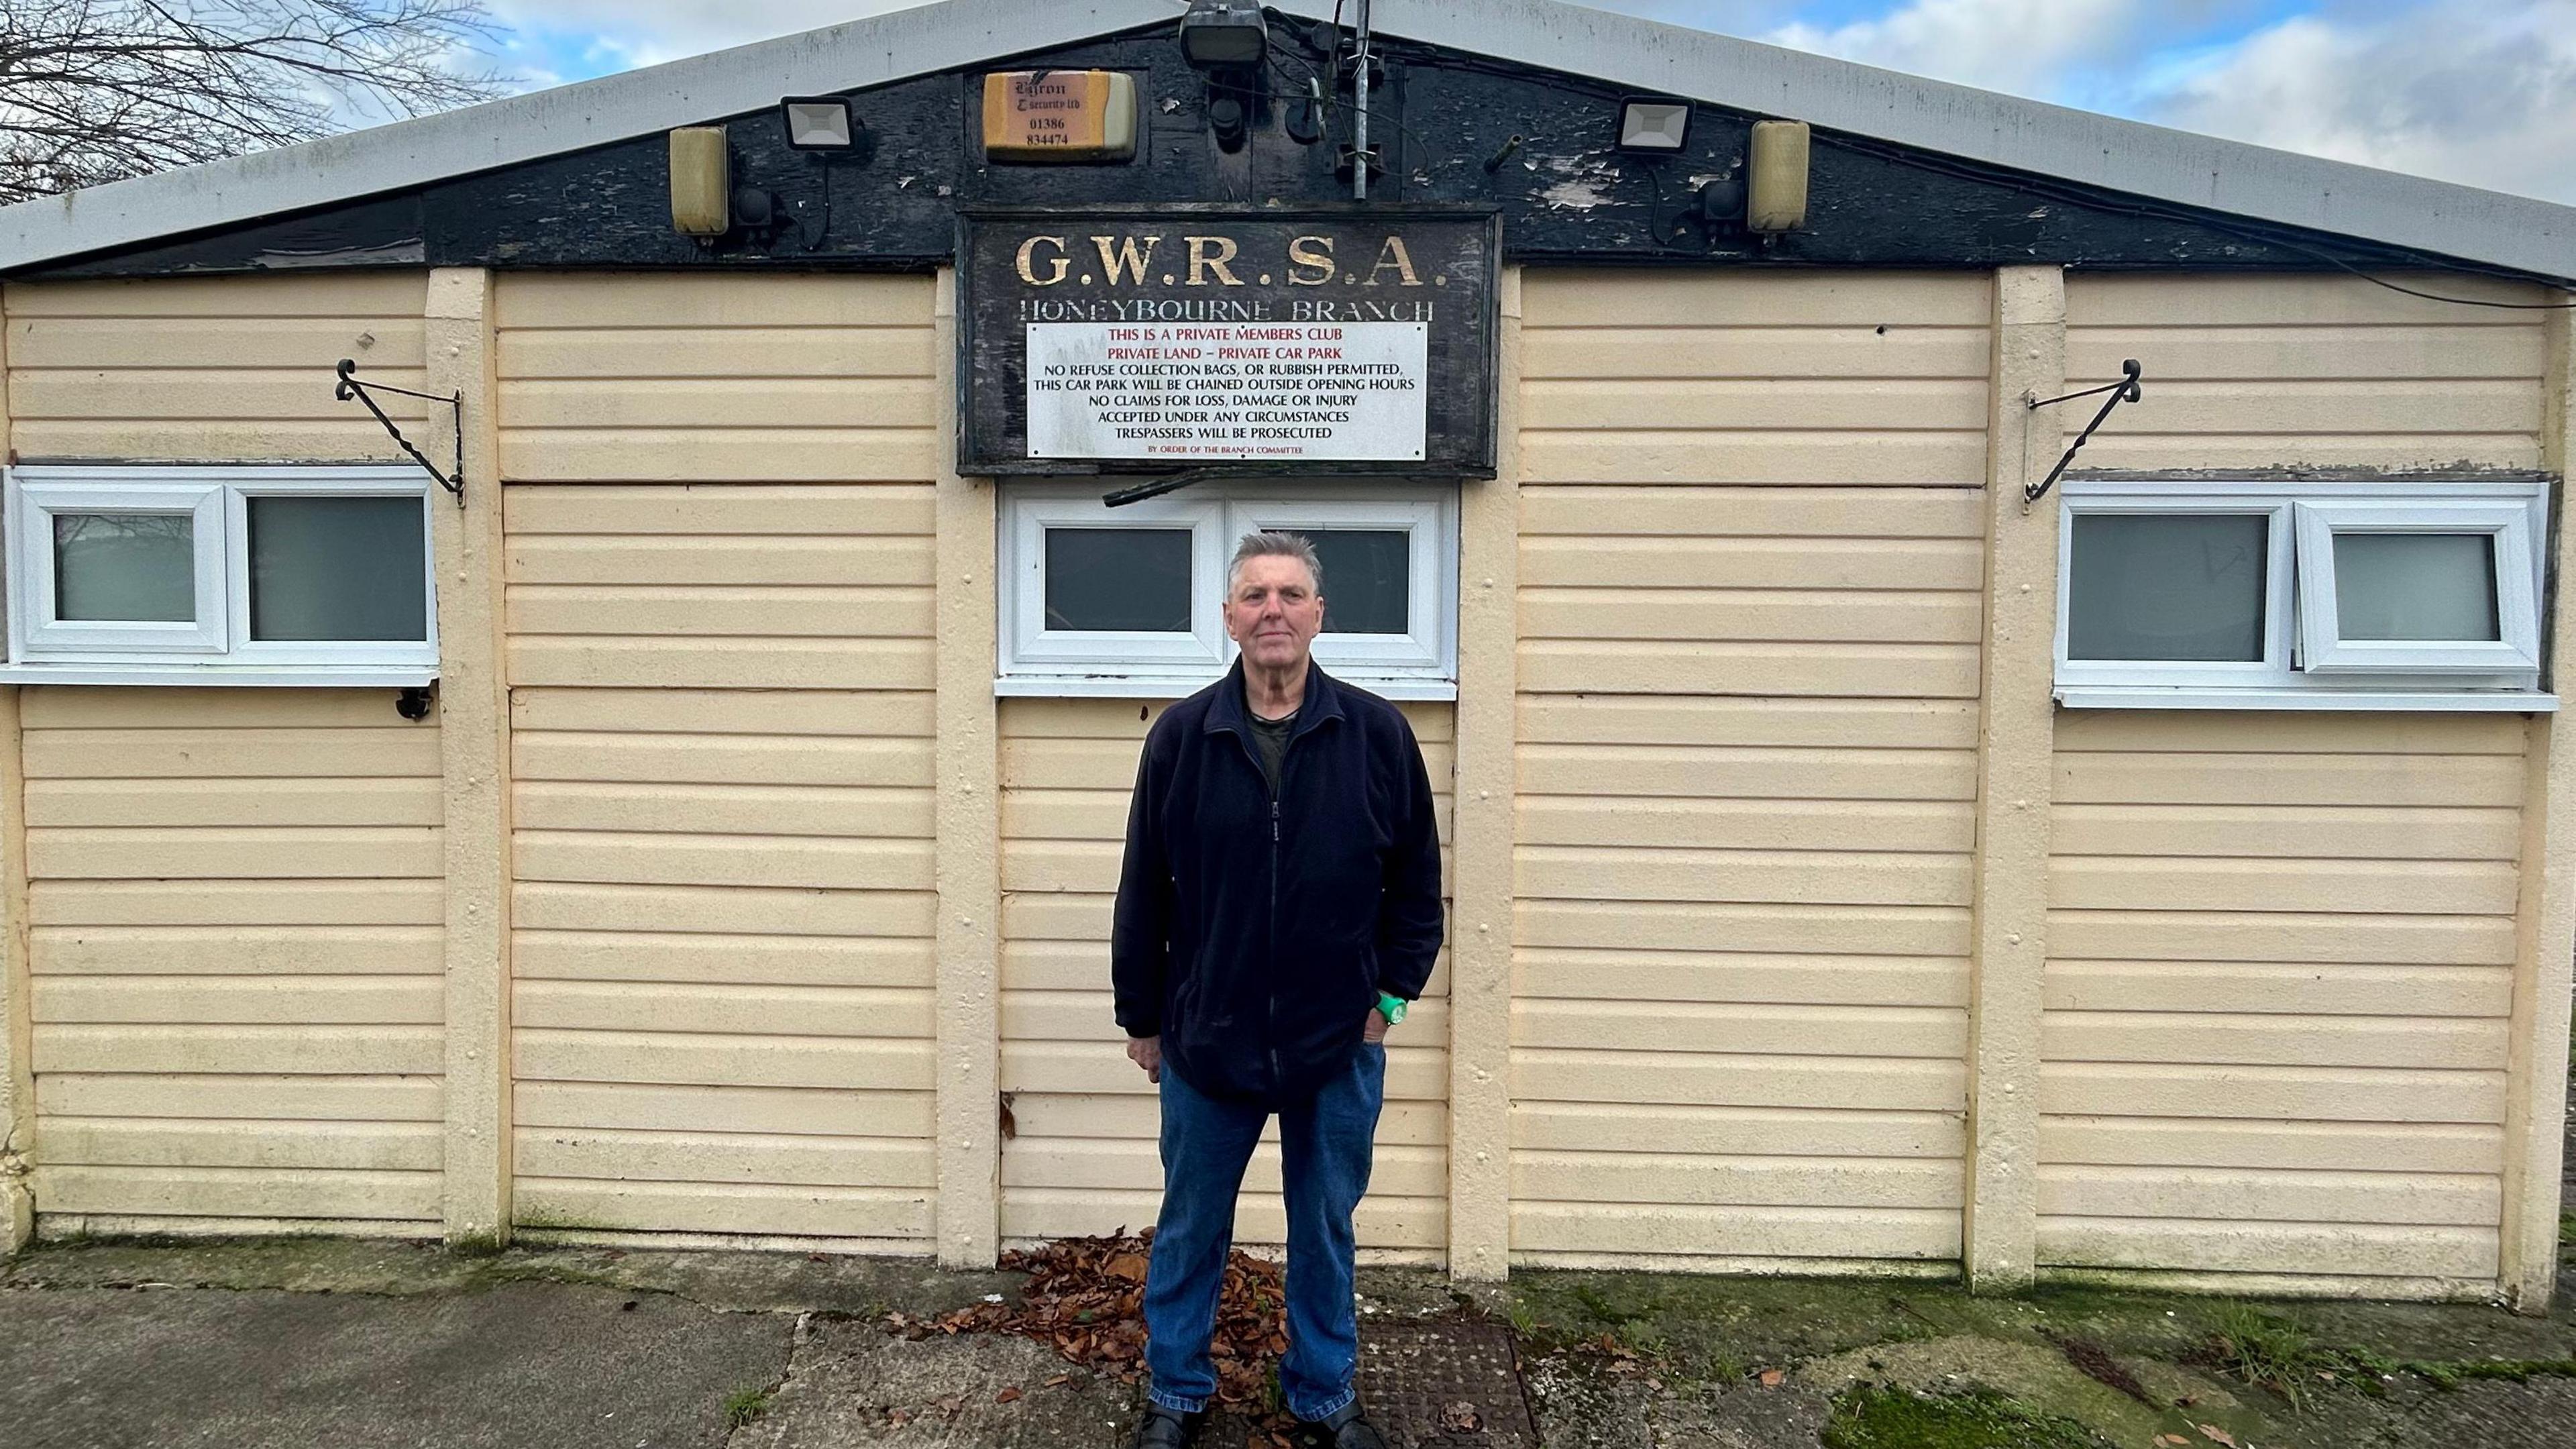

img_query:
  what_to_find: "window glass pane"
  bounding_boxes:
[2333,532,2499,642]
[248,496,428,641]
[1307,529,1410,635]
[1044,527,1193,632]
[2068,513,2267,661]
[54,513,195,622]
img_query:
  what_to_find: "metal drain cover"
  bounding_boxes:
[1353,1319,1540,1449]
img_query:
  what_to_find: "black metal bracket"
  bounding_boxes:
[336,359,464,506]
[1104,468,1240,507]
[2024,359,2143,505]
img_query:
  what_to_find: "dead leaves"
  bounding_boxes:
[883,1232,1291,1413]
[1439,1400,1482,1432]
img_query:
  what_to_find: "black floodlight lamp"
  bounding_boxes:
[1617,98,1693,152]
[1179,0,1269,70]
[780,95,859,152]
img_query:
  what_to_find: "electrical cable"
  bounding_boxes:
[1820,129,2576,309]
[1180,5,2571,305]
[1195,62,1438,178]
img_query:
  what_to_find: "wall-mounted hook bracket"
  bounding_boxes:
[335,359,465,506]
[2023,359,2143,505]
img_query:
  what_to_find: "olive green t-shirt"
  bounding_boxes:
[1248,706,1296,794]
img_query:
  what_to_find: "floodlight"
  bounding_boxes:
[780,95,859,152]
[1617,99,1693,152]
[1180,0,1269,70]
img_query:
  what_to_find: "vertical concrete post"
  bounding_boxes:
[1964,266,2066,1293]
[1446,266,1523,1281]
[2500,297,2576,1312]
[0,681,25,1255]
[0,290,32,1254]
[427,268,512,1246]
[932,268,1004,1268]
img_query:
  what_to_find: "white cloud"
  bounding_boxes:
[1763,0,2152,97]
[486,0,941,68]
[2144,2,2576,203]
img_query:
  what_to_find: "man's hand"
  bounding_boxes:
[1362,1010,1391,1044]
[1127,1034,1163,1083]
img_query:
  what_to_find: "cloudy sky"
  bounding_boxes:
[477,0,2576,205]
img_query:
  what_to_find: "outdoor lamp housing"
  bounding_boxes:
[668,126,730,237]
[1179,0,1268,69]
[1617,99,1693,152]
[1748,119,1812,232]
[780,95,859,151]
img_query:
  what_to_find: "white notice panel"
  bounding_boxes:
[1026,321,1428,462]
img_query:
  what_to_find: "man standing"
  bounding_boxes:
[1114,531,1444,1449]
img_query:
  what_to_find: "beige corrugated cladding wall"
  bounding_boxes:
[495,274,943,1246]
[2036,276,2552,1291]
[1511,272,1990,1268]
[7,274,448,1233]
[0,266,2568,1307]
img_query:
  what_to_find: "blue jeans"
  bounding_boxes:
[1143,1041,1386,1423]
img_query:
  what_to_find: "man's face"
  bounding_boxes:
[1224,553,1324,672]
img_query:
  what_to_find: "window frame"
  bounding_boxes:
[4,464,439,686]
[2054,496,2292,691]
[14,480,229,655]
[2291,500,2541,676]
[2053,478,2553,712]
[996,481,1460,699]
[1003,491,1230,674]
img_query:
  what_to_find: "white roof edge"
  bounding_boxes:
[1317,0,2574,280]
[2,0,2570,282]
[0,0,1178,272]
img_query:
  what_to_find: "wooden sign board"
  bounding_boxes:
[981,71,1138,163]
[957,206,1502,476]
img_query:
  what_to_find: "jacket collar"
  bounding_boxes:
[1205,656,1345,741]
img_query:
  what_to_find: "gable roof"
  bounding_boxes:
[1,0,2569,281]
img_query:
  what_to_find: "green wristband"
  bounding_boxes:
[1377,992,1408,1026]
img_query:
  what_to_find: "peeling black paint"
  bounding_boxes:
[15,19,2554,284]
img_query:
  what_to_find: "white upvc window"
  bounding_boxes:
[2055,478,2552,712]
[3,464,438,686]
[997,481,1458,698]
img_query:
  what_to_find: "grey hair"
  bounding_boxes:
[1226,530,1324,595]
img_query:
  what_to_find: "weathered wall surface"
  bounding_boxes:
[497,274,943,1246]
[2063,273,2549,473]
[1509,271,1992,1265]
[8,274,432,461]
[996,696,1456,1254]
[2,261,2563,1299]
[2036,273,2554,1288]
[7,274,445,1233]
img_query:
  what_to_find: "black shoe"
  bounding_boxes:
[1296,1400,1388,1449]
[1131,1403,1203,1449]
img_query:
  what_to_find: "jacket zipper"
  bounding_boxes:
[1225,719,1285,1095]
[1267,794,1281,1091]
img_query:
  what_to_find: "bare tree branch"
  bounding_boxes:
[0,0,508,203]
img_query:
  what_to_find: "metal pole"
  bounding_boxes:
[1352,0,1373,201]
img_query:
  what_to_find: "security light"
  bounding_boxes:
[779,95,859,152]
[1179,0,1268,70]
[1617,99,1693,152]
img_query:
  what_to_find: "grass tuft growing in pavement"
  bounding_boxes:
[1822,1386,2108,1449]
[722,1386,773,1430]
[2204,1303,2319,1407]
